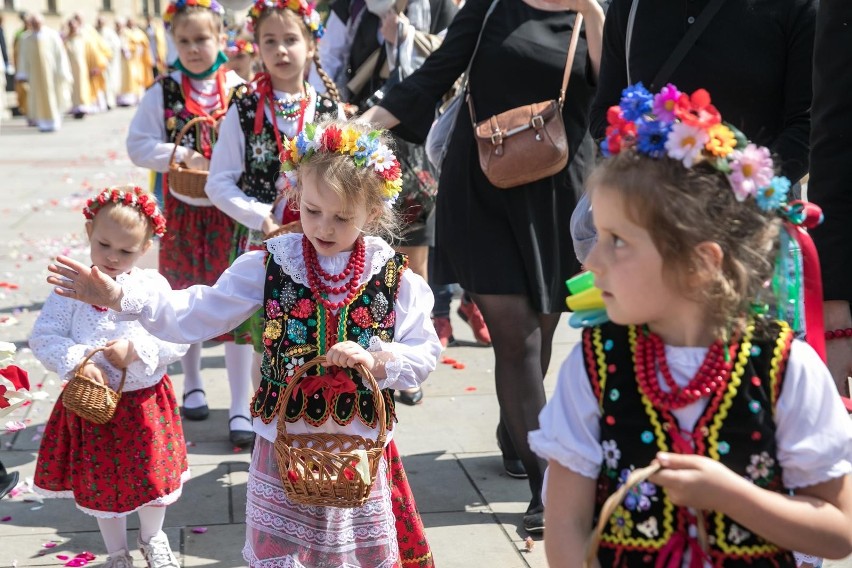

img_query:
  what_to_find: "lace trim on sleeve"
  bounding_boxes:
[119,273,148,315]
[265,234,397,287]
[367,335,403,382]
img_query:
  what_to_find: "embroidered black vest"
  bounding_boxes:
[250,251,408,429]
[230,84,339,205]
[160,76,219,159]
[584,321,795,567]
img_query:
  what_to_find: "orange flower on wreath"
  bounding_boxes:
[674,88,721,129]
[705,123,736,158]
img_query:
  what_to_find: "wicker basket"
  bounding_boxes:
[167,116,218,200]
[61,347,127,425]
[584,463,708,567]
[274,355,387,508]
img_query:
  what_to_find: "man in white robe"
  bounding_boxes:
[15,14,72,132]
[96,15,122,109]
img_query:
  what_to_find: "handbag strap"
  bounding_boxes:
[467,9,584,124]
[649,0,726,91]
[625,0,639,85]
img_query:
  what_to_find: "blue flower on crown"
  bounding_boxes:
[756,176,791,213]
[353,135,379,166]
[636,118,671,158]
[619,83,654,122]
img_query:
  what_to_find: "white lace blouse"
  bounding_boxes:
[119,234,442,443]
[29,269,190,392]
[529,339,852,491]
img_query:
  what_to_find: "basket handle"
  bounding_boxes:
[167,115,219,168]
[276,355,387,447]
[75,347,128,394]
[584,462,708,567]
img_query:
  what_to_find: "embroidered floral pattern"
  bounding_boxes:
[745,451,776,486]
[617,468,658,512]
[609,508,634,538]
[602,439,621,470]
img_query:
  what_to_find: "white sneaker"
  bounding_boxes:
[103,550,135,568]
[138,532,179,568]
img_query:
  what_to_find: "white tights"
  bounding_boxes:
[96,505,167,553]
[182,342,255,422]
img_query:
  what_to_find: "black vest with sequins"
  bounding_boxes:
[583,321,795,567]
[250,251,408,430]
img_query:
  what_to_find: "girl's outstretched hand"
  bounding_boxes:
[650,452,745,512]
[47,255,123,310]
[325,341,376,372]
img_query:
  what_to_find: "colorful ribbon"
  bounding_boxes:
[295,369,357,405]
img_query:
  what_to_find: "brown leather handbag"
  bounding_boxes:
[470,13,583,189]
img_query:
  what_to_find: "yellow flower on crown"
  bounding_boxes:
[340,128,361,155]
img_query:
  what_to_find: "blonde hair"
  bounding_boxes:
[253,8,340,102]
[282,120,400,239]
[588,154,780,335]
[88,184,159,240]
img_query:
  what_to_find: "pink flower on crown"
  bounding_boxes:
[728,144,774,201]
[652,84,680,122]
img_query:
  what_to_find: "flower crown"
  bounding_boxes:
[164,0,226,30]
[602,83,791,213]
[279,123,403,205]
[247,0,324,40]
[84,187,167,237]
[226,37,257,56]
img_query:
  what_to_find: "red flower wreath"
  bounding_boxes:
[84,186,167,237]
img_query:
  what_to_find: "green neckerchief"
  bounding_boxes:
[172,51,228,80]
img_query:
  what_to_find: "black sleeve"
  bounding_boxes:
[379,0,495,143]
[768,0,816,183]
[588,0,628,141]
[808,0,852,302]
[0,29,8,68]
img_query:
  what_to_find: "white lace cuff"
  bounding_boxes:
[366,336,404,387]
[130,336,159,376]
[120,280,149,315]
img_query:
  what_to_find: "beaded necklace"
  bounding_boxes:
[273,92,306,122]
[302,235,367,311]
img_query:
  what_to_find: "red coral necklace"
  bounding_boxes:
[302,235,366,310]
[635,330,733,411]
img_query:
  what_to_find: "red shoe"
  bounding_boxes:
[432,316,454,349]
[457,301,492,346]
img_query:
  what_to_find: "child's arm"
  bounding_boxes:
[651,454,852,558]
[47,254,265,346]
[206,105,276,232]
[544,461,598,568]
[29,292,96,381]
[126,80,205,172]
[363,269,441,389]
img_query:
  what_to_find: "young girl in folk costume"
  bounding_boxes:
[48,121,442,568]
[31,186,189,568]
[529,84,852,567]
[205,0,343,446]
[224,34,257,83]
[126,0,256,446]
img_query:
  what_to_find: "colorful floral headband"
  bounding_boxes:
[164,0,226,30]
[247,0,324,40]
[226,37,257,56]
[602,83,792,213]
[84,187,167,237]
[280,123,403,205]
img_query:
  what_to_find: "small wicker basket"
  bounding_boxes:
[167,116,218,200]
[61,347,127,425]
[584,463,708,567]
[274,356,387,508]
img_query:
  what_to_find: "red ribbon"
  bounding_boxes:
[655,530,706,568]
[784,201,826,363]
[295,370,357,405]
[181,67,229,121]
[252,73,308,159]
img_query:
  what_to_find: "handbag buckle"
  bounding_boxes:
[490,130,503,145]
[531,115,545,130]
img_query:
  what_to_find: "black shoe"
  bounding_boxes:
[397,387,424,406]
[522,511,544,534]
[182,389,209,421]
[0,463,18,500]
[229,415,255,448]
[496,425,528,479]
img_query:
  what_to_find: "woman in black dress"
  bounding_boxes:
[362,0,604,532]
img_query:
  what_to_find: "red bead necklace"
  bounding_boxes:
[635,331,732,411]
[302,235,366,310]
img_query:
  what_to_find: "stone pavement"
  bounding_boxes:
[0,107,569,567]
